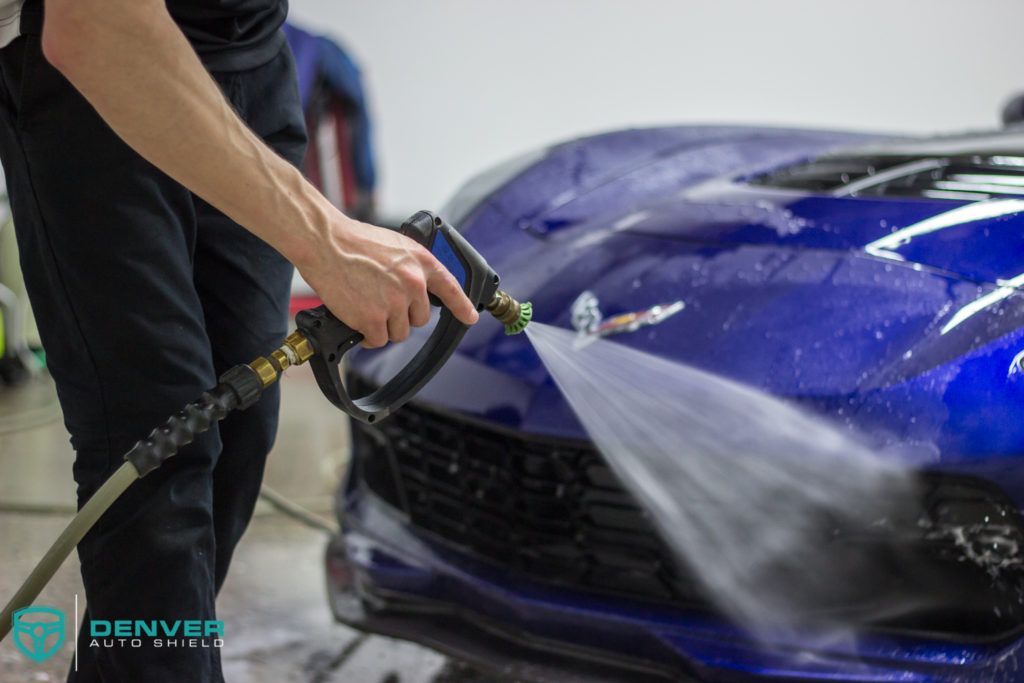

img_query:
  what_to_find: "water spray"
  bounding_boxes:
[0,211,531,643]
[524,322,917,639]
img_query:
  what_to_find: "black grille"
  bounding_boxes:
[352,396,705,607]
[750,154,909,192]
[751,154,1024,201]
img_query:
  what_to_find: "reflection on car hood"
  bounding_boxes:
[472,125,1024,285]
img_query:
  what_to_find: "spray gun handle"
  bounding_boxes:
[295,211,499,424]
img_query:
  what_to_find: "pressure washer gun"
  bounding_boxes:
[0,211,531,642]
[295,210,531,424]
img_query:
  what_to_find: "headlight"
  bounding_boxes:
[440,147,548,227]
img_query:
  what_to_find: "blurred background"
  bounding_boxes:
[289,0,1024,218]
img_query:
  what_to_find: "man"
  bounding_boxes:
[0,0,478,680]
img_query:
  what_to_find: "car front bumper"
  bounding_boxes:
[326,489,1024,683]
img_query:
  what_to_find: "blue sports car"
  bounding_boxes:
[325,124,1024,682]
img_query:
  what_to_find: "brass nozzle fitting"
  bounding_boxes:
[486,290,520,325]
[486,290,533,335]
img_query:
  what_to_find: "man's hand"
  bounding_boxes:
[41,0,478,347]
[298,218,478,348]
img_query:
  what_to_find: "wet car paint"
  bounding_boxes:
[338,125,1024,681]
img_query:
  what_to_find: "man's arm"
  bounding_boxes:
[41,0,478,348]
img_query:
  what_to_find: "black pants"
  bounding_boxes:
[0,35,306,682]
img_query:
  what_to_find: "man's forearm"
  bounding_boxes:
[39,0,479,346]
[42,0,328,267]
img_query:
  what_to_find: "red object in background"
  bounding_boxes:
[303,94,369,218]
[292,94,373,313]
[333,104,359,212]
[303,107,323,192]
[289,294,323,317]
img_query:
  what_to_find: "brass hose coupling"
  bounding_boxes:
[247,330,316,389]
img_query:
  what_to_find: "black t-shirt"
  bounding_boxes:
[168,0,288,71]
[21,0,288,72]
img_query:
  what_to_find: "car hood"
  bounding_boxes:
[352,228,1024,477]
[464,125,1024,285]
[469,125,880,239]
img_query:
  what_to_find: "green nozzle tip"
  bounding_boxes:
[504,301,532,335]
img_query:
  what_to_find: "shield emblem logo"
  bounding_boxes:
[12,606,66,663]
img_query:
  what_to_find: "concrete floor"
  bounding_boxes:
[0,366,495,682]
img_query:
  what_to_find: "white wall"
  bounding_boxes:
[289,0,1024,218]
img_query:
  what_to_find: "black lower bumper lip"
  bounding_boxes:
[325,536,695,683]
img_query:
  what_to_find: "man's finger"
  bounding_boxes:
[427,267,479,325]
[361,322,388,349]
[387,313,411,343]
[409,296,431,328]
